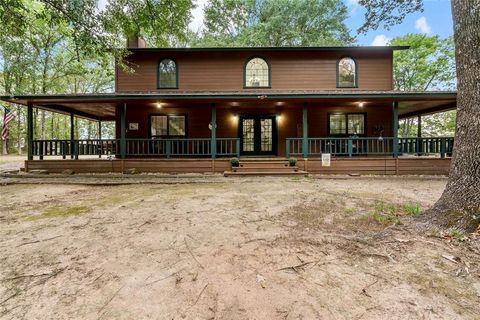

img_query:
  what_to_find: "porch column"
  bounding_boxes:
[393,101,399,158]
[70,113,75,159]
[27,102,33,161]
[302,103,308,159]
[120,103,126,159]
[417,115,422,155]
[417,115,422,138]
[211,103,216,159]
[98,120,102,158]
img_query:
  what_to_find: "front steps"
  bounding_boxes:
[223,159,308,176]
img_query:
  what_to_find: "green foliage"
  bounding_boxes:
[230,157,240,167]
[391,34,456,91]
[357,0,423,34]
[447,227,465,241]
[194,0,354,47]
[288,157,297,167]
[369,201,423,225]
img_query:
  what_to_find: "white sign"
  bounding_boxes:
[322,153,331,167]
[129,123,139,130]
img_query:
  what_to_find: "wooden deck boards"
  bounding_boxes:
[24,157,451,175]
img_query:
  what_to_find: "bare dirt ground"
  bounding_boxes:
[1,176,479,320]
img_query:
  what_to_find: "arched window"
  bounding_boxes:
[337,57,357,88]
[244,57,270,87]
[158,58,178,88]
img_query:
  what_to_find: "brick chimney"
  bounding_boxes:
[127,35,147,48]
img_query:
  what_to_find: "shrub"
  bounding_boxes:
[230,157,240,167]
[288,157,297,167]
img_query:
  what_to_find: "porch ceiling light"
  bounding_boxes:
[358,102,365,108]
[156,102,162,109]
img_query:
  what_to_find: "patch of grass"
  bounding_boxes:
[370,211,403,225]
[447,227,465,241]
[366,201,423,226]
[28,205,90,220]
[402,203,422,216]
[344,208,356,215]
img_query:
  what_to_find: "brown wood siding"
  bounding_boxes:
[116,50,393,92]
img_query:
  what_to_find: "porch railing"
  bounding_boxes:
[398,137,454,156]
[32,139,120,159]
[286,137,454,158]
[31,138,240,159]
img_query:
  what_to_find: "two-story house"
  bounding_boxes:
[1,37,457,175]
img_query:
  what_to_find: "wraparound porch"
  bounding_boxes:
[0,90,457,174]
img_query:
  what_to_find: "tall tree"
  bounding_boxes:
[391,34,456,91]
[196,0,354,47]
[359,0,480,232]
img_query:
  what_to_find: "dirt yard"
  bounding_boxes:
[1,176,479,319]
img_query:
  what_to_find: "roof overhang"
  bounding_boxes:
[122,45,410,53]
[0,91,456,120]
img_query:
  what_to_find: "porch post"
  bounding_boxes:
[211,103,216,159]
[70,113,75,159]
[27,102,33,161]
[98,120,102,158]
[417,115,422,155]
[120,103,126,159]
[393,101,399,158]
[302,103,308,159]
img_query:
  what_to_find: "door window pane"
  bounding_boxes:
[329,114,347,135]
[242,119,254,151]
[348,114,365,135]
[260,119,273,151]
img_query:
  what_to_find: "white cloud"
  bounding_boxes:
[371,35,391,46]
[415,16,432,34]
[189,0,208,32]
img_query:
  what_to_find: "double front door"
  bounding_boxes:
[240,115,277,155]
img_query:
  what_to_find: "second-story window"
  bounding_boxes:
[158,58,178,89]
[337,57,357,88]
[245,57,270,88]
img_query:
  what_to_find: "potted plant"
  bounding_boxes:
[288,157,297,167]
[230,157,240,171]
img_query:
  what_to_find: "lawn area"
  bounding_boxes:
[0,177,479,319]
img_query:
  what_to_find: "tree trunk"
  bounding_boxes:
[421,0,480,232]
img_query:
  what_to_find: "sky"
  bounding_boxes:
[188,0,454,45]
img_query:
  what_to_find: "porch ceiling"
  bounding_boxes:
[0,90,456,120]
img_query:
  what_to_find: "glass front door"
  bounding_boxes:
[240,116,276,155]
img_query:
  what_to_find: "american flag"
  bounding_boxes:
[2,107,16,141]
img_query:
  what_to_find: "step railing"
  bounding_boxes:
[286,137,454,158]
